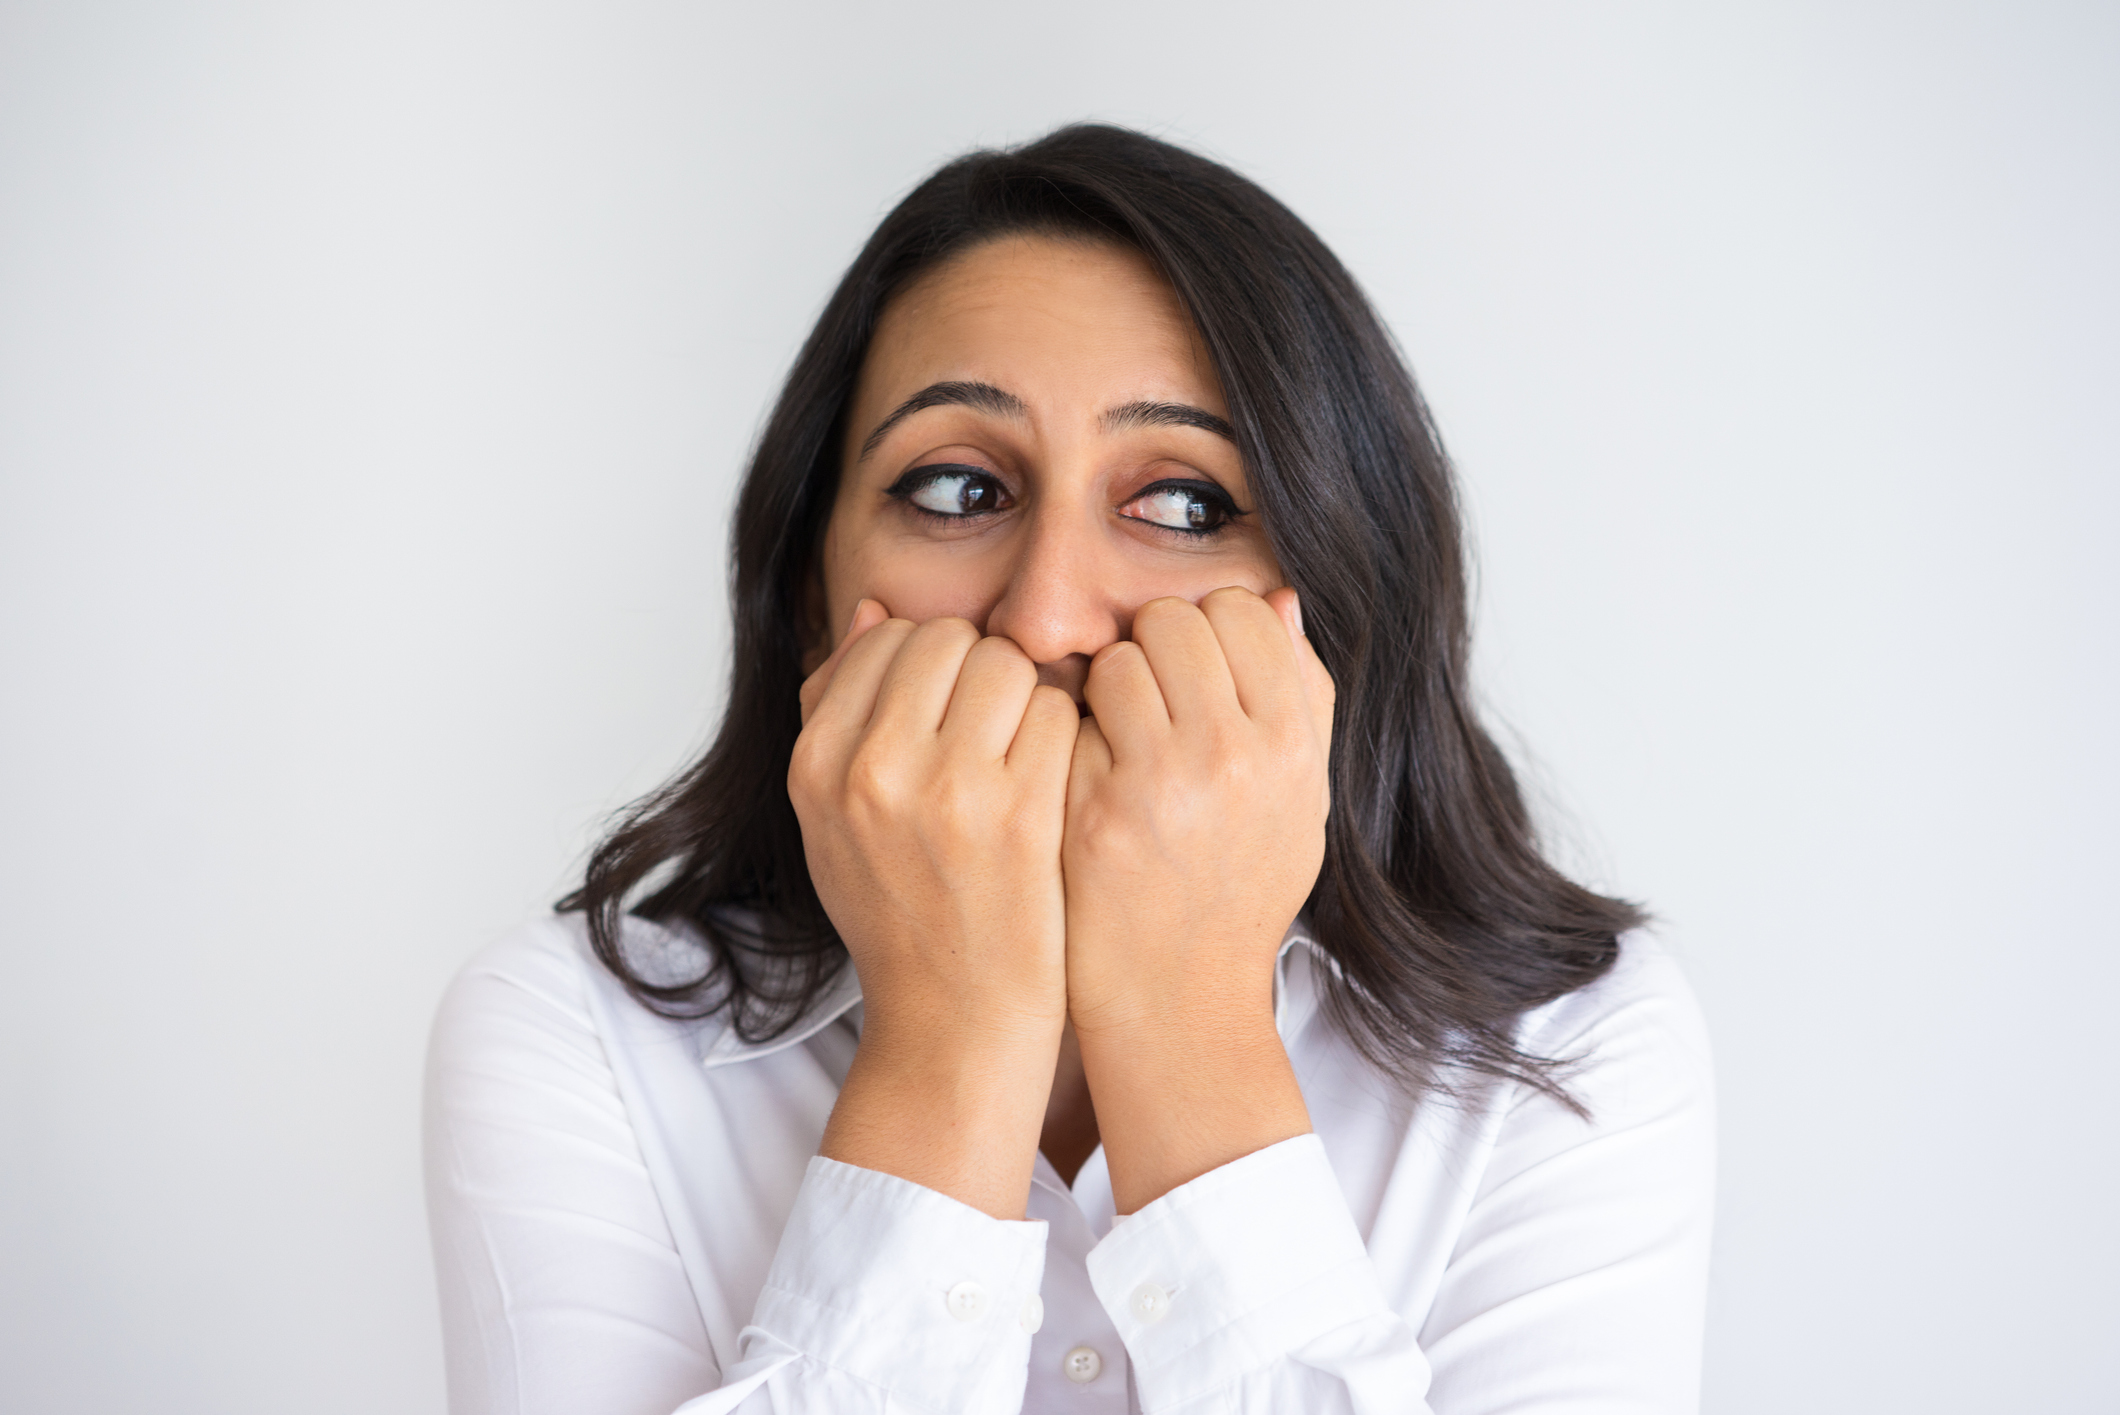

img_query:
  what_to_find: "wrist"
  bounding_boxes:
[1066,937,1278,1041]
[1074,1006,1311,1216]
[820,1010,1063,1220]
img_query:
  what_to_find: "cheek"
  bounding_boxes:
[827,538,1014,629]
[1134,540,1283,607]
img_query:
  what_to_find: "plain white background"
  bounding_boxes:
[2,2,2113,1410]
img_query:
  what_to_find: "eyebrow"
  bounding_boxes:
[858,384,1242,462]
[858,381,1027,461]
[1101,400,1238,444]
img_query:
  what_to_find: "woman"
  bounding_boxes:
[425,124,1714,1414]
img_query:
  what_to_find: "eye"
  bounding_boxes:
[1120,479,1244,536]
[886,464,1011,519]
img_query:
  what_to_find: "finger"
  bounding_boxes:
[1129,595,1239,727]
[1066,712,1115,812]
[868,617,982,739]
[1294,627,1337,764]
[939,636,1041,762]
[1008,683,1080,789]
[802,613,916,743]
[1080,639,1168,766]
[1206,586,1306,731]
[1265,587,1336,742]
[1264,585,1304,645]
[799,598,890,726]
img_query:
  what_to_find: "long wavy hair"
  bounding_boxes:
[561,123,1642,1104]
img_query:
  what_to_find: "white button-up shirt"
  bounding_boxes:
[424,915,1714,1413]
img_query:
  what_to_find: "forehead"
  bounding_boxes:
[859,234,1220,406]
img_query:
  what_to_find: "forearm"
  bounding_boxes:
[1075,979,1311,1216]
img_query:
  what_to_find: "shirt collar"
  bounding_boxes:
[697,956,863,1069]
[700,919,1332,1070]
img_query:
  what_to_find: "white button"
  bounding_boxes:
[1062,1344,1103,1383]
[945,1281,989,1323]
[1129,1281,1171,1324]
[1018,1293,1044,1333]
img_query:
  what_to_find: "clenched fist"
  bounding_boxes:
[793,599,1080,1217]
[1063,585,1335,1212]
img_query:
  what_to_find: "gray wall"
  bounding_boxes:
[2,2,2113,1410]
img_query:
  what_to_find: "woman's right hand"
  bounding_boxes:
[791,599,1080,1218]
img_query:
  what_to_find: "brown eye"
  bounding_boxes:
[888,465,1011,518]
[1120,479,1243,536]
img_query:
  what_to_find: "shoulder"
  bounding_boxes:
[431,914,608,1053]
[434,914,593,1022]
[422,916,724,1411]
[422,915,720,1211]
[1414,934,1716,1408]
[1473,931,1716,1198]
[428,909,860,1089]
[426,913,717,1082]
[1517,931,1715,1107]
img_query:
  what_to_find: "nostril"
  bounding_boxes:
[1033,653,1093,711]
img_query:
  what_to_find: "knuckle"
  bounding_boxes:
[864,619,917,664]
[787,734,825,783]
[997,796,1059,850]
[1211,756,1258,806]
[1135,596,1196,630]
[972,634,1036,680]
[929,762,981,819]
[919,616,980,651]
[842,746,899,809]
[1090,640,1144,681]
[868,618,916,652]
[1203,720,1250,764]
[1030,684,1077,725]
[1064,797,1122,852]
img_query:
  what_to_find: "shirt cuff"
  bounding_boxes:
[1085,1134,1389,1410]
[746,1155,1050,1412]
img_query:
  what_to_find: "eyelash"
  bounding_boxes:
[883,466,1247,539]
[1124,477,1246,537]
[884,464,1012,523]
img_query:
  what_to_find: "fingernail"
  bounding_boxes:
[1291,594,1305,638]
[848,599,869,633]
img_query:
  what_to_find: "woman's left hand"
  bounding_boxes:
[1063,585,1336,1214]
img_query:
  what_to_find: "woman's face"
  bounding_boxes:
[815,234,1284,705]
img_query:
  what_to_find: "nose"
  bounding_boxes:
[980,506,1128,706]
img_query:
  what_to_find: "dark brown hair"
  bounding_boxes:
[562,124,1642,1103]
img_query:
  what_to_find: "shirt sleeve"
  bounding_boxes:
[1085,1135,1431,1413]
[677,1159,1049,1414]
[1419,951,1717,1415]
[423,929,720,1415]
[424,929,1052,1415]
[1080,945,1716,1415]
